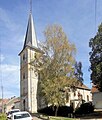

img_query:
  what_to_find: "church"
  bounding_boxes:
[19,3,92,113]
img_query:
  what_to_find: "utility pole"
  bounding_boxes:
[0,34,4,113]
[1,85,4,113]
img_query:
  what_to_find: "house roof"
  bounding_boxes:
[76,83,90,90]
[14,98,20,104]
[91,85,99,93]
[0,99,9,106]
[6,97,19,106]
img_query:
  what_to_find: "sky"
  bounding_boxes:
[0,0,102,98]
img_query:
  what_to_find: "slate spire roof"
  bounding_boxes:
[23,13,38,49]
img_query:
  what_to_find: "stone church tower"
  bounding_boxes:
[19,12,41,113]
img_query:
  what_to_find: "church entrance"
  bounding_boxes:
[23,99,25,111]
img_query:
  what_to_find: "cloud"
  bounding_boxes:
[0,7,23,98]
[1,64,19,72]
[0,64,20,98]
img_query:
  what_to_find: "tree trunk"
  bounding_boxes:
[55,106,59,116]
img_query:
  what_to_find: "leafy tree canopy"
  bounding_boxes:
[32,24,77,115]
[89,23,102,91]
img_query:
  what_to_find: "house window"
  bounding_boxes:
[38,73,40,80]
[80,94,83,100]
[66,92,69,102]
[35,53,37,58]
[78,92,83,100]
[87,95,89,101]
[74,92,76,96]
[78,92,80,97]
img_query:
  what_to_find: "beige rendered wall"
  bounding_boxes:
[20,47,38,113]
[66,87,92,109]
[93,92,102,109]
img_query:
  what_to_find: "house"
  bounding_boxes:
[65,84,92,109]
[14,99,20,109]
[5,96,20,113]
[0,99,9,113]
[91,85,102,109]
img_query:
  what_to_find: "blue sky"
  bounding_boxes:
[0,0,102,98]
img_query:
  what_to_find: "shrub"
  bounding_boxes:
[75,102,94,115]
[38,105,73,117]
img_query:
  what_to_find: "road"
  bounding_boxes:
[32,116,102,120]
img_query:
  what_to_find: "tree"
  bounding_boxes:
[32,24,77,116]
[89,23,102,91]
[74,61,84,83]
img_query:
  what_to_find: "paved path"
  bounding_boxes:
[32,116,102,120]
[80,118,102,120]
[33,116,43,120]
[32,117,102,120]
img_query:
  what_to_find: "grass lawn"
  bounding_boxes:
[49,116,79,120]
[0,113,7,120]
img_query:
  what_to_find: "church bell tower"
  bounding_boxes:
[19,1,39,113]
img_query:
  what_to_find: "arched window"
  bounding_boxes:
[80,94,83,100]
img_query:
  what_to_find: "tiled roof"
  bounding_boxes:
[76,83,90,90]
[14,101,20,103]
[91,85,99,93]
[6,97,19,105]
[0,99,9,106]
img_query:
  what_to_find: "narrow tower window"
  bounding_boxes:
[23,73,25,79]
[23,54,25,61]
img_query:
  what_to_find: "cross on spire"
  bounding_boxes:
[30,0,32,13]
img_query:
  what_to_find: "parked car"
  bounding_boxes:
[10,111,33,120]
[7,109,20,119]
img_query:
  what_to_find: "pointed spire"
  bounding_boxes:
[23,0,38,49]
